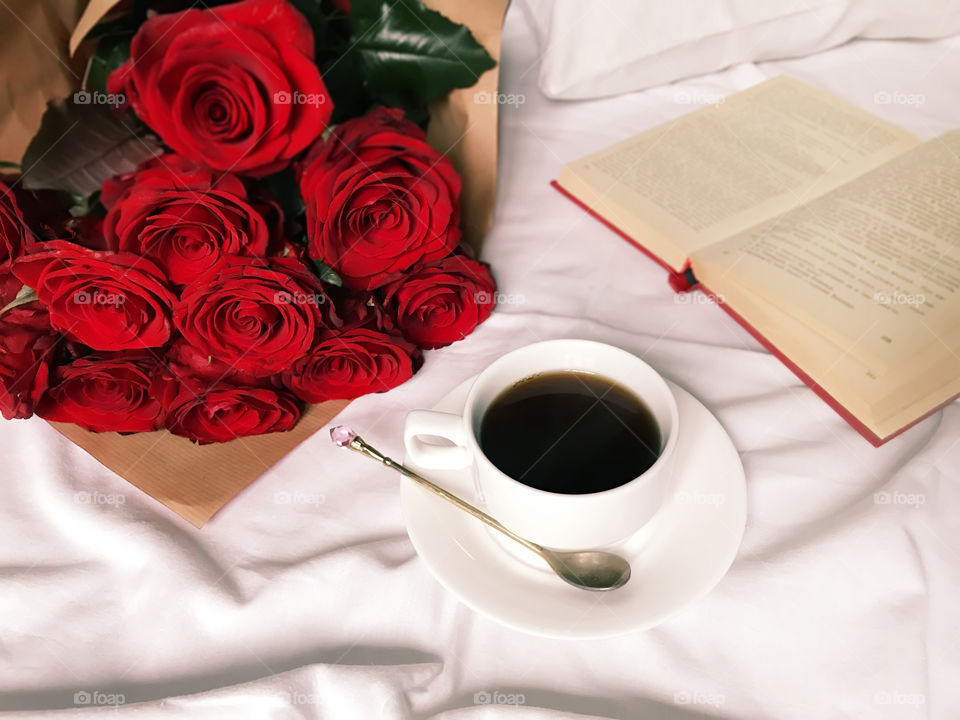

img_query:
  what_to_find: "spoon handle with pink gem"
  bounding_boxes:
[330,425,633,591]
[330,425,542,554]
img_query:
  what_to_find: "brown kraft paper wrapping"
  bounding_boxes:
[0,0,89,161]
[424,0,510,250]
[1,0,510,527]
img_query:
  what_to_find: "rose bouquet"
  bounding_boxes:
[0,0,499,446]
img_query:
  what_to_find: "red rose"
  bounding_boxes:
[0,273,21,308]
[153,371,300,444]
[103,155,271,284]
[108,0,332,177]
[311,107,423,168]
[1,181,29,264]
[13,241,177,351]
[338,290,397,333]
[163,335,272,388]
[173,256,337,376]
[0,302,57,420]
[0,175,70,238]
[1,182,33,305]
[300,107,461,289]
[37,352,163,432]
[282,328,421,403]
[2,180,74,304]
[248,189,287,256]
[152,340,300,443]
[382,255,496,349]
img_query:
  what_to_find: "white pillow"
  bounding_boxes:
[519,0,960,99]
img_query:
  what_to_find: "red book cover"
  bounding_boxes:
[550,180,954,447]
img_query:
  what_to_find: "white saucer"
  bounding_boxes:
[401,376,747,639]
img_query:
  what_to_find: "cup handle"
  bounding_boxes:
[403,410,472,470]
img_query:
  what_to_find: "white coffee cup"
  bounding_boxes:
[403,339,679,549]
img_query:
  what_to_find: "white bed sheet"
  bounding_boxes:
[1,7,958,719]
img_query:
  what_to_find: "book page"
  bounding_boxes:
[557,76,918,271]
[693,131,960,376]
[705,280,960,439]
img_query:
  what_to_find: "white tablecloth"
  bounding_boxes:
[2,7,958,719]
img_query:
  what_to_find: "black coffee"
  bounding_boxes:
[478,371,661,494]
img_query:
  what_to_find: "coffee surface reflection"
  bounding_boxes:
[479,371,661,494]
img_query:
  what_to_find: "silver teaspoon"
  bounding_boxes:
[330,426,631,592]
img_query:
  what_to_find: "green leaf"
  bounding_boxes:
[68,190,104,218]
[20,99,162,197]
[0,286,37,316]
[323,49,376,124]
[84,34,131,94]
[350,0,496,102]
[0,161,20,170]
[311,259,343,287]
[298,1,372,122]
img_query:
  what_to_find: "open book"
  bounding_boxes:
[554,76,960,445]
